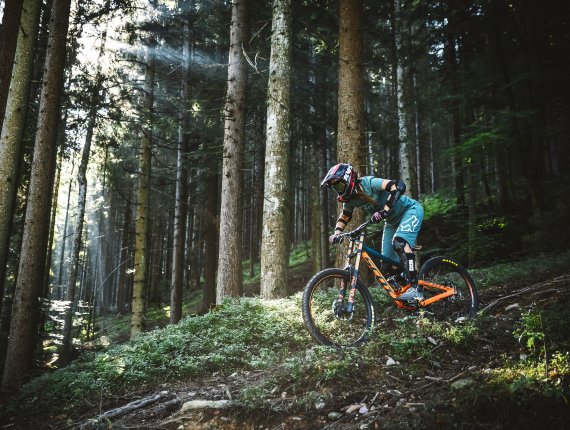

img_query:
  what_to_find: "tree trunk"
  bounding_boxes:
[393,0,414,195]
[0,0,24,133]
[130,48,154,339]
[116,199,131,314]
[2,0,72,390]
[202,160,218,312]
[445,0,465,207]
[216,0,248,302]
[313,51,330,269]
[170,13,191,324]
[336,0,364,268]
[0,0,42,306]
[260,0,292,299]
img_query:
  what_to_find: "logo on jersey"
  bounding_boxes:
[399,215,420,233]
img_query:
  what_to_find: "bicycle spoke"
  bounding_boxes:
[420,258,478,321]
[303,269,375,346]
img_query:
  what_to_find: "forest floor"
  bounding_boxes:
[2,264,570,430]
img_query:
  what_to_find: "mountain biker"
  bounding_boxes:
[321,163,425,302]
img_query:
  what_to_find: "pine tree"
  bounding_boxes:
[216,0,249,302]
[260,0,292,299]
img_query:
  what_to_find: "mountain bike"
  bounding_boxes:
[302,219,479,346]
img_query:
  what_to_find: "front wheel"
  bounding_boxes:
[302,268,377,347]
[419,256,479,321]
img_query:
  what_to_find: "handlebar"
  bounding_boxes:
[336,218,374,241]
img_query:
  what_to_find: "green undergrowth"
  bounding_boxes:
[238,314,482,411]
[14,296,310,415]
[493,299,570,397]
[9,252,570,425]
[243,240,312,285]
[470,249,570,289]
[451,299,570,428]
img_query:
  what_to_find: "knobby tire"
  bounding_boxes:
[302,268,377,347]
[419,256,479,320]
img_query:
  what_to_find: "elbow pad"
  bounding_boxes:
[385,180,406,209]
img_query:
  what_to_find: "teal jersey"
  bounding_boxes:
[342,176,417,225]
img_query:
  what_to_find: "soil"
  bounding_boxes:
[2,268,570,430]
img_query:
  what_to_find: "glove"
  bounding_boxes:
[329,233,342,244]
[371,209,388,223]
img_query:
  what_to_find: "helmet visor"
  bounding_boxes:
[330,179,346,194]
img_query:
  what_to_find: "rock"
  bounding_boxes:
[315,401,326,410]
[180,400,234,412]
[451,378,475,390]
[344,403,364,414]
[328,412,342,420]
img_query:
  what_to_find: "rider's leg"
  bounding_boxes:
[392,237,419,289]
[392,203,424,301]
[381,223,400,276]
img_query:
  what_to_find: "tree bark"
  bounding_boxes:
[2,0,72,390]
[116,199,131,314]
[202,160,218,312]
[130,48,154,339]
[445,0,465,207]
[170,13,192,324]
[260,0,292,299]
[0,0,24,133]
[393,0,414,195]
[335,0,364,268]
[216,0,248,302]
[0,0,42,308]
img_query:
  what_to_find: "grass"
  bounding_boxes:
[15,296,311,415]
[470,249,570,289]
[243,240,312,286]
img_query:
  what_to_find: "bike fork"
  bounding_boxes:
[337,268,358,314]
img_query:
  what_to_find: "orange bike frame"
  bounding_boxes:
[346,231,455,309]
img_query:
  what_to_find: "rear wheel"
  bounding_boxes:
[302,268,377,346]
[419,256,479,321]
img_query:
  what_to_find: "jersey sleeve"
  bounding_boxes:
[370,177,385,193]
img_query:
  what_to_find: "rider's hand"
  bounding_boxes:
[329,233,342,244]
[371,209,388,224]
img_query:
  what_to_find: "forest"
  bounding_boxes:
[0,0,569,428]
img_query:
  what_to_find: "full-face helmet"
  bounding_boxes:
[321,163,358,202]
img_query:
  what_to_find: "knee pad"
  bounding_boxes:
[392,237,408,254]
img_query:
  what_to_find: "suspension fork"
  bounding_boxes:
[342,232,365,314]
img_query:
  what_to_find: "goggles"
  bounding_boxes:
[330,179,346,194]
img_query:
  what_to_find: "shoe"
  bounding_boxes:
[398,285,423,302]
